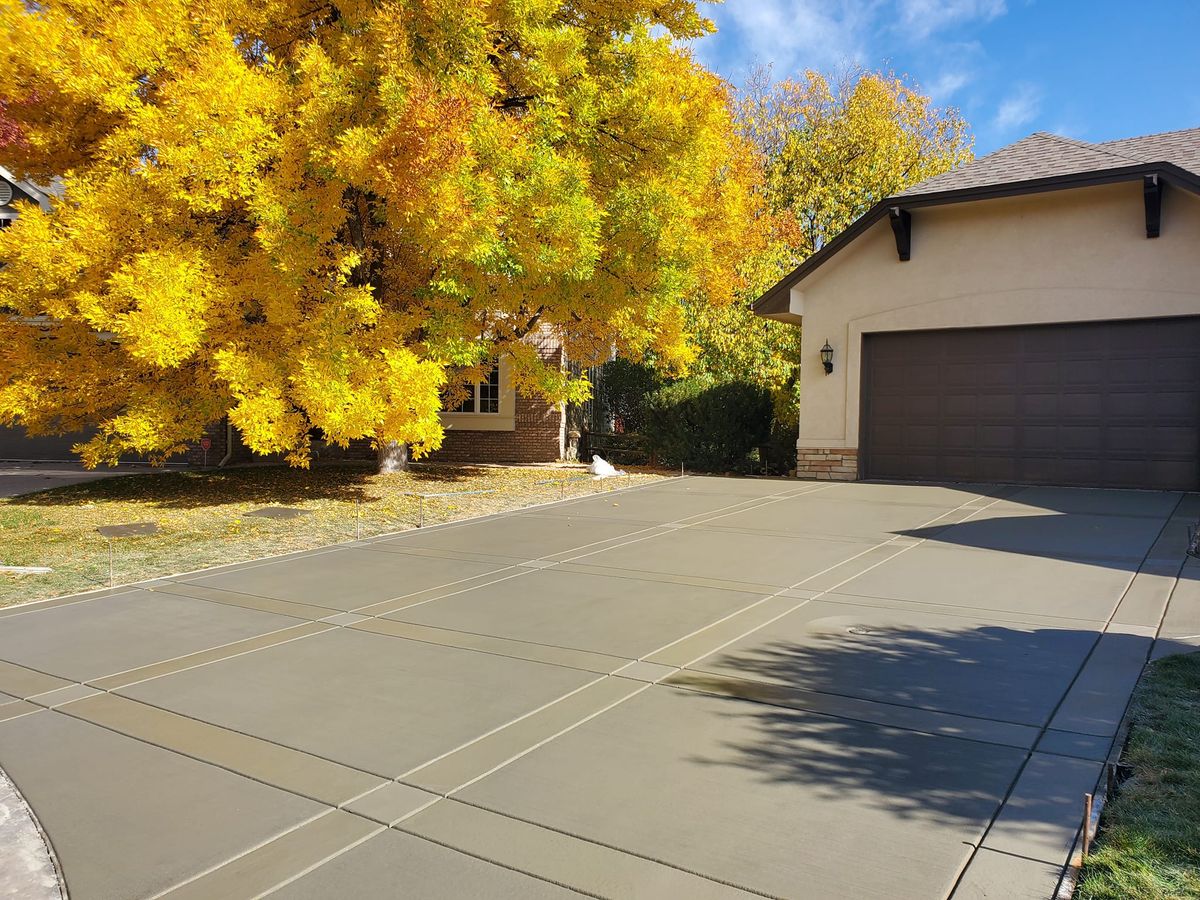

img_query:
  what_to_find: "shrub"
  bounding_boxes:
[641,377,773,472]
[764,389,799,475]
[594,358,661,433]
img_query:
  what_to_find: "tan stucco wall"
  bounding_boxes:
[787,182,1200,452]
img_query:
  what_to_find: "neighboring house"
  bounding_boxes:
[187,331,568,467]
[0,161,568,466]
[754,127,1200,491]
[0,168,90,462]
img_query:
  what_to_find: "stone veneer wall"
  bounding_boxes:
[796,447,859,481]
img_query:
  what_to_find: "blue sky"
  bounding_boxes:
[689,1,1200,156]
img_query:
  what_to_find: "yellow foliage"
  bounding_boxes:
[686,66,973,399]
[0,0,753,466]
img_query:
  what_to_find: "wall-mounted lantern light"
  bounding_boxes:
[820,340,834,375]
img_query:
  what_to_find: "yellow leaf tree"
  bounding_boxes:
[0,0,755,469]
[688,67,973,403]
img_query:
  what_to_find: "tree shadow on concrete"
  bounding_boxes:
[7,462,495,509]
[675,620,1119,829]
[882,482,1187,573]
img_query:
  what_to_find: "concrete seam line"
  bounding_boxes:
[243,825,387,900]
[145,809,339,899]
[414,797,787,900]
[439,682,655,796]
[391,489,1007,814]
[651,489,1004,668]
[1053,508,1193,892]
[661,675,1038,753]
[944,490,1188,900]
[0,472,679,611]
[86,625,339,692]
[389,673,613,782]
[0,478,836,796]
[555,483,842,565]
[147,810,385,900]
[0,479,763,689]
[52,699,382,808]
[381,825,608,900]
[80,621,328,688]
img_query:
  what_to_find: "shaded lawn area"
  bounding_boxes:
[0,463,667,607]
[1078,652,1200,899]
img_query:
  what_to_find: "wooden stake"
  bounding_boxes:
[1082,793,1094,858]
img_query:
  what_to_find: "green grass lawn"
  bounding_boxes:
[0,462,667,607]
[1077,652,1200,899]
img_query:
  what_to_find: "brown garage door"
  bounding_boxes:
[860,317,1200,490]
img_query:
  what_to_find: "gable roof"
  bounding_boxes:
[754,127,1200,319]
[0,164,55,212]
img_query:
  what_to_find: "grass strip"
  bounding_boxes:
[1077,652,1200,899]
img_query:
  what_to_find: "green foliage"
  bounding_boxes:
[763,388,800,474]
[594,357,662,433]
[684,66,973,403]
[1077,653,1200,899]
[641,376,773,472]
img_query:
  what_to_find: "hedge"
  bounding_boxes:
[641,377,773,472]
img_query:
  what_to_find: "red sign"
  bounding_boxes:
[200,437,212,451]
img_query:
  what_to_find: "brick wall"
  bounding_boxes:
[796,447,859,481]
[183,421,228,467]
[431,337,565,464]
[186,336,566,467]
[430,390,563,464]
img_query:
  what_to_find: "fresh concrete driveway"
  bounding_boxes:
[0,476,1197,900]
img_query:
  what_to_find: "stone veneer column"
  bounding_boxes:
[795,448,859,481]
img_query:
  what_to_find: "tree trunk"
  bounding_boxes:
[377,440,409,474]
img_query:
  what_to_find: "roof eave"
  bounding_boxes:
[752,162,1200,318]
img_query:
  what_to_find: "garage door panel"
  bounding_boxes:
[976,457,1018,482]
[1154,391,1200,417]
[1060,393,1103,417]
[942,425,976,450]
[1155,357,1199,382]
[979,425,1018,448]
[861,317,1200,490]
[906,396,939,417]
[1021,393,1060,416]
[973,395,1018,417]
[1059,426,1104,452]
[1063,360,1107,384]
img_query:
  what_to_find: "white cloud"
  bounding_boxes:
[695,0,1006,81]
[896,0,1007,39]
[695,0,883,77]
[993,83,1042,131]
[926,69,971,100]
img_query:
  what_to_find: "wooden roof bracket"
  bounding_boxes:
[888,207,912,260]
[1144,174,1162,238]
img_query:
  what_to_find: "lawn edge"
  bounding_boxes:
[0,471,686,613]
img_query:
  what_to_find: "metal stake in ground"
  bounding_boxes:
[95,522,159,588]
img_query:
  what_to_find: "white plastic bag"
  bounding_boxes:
[588,454,625,478]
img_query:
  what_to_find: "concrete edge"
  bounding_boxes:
[0,472,684,614]
[0,764,67,900]
[1053,653,1153,899]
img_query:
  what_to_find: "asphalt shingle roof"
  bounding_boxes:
[899,127,1200,197]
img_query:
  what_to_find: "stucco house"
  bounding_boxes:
[754,127,1200,491]
[0,158,569,465]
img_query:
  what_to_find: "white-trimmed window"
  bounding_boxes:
[449,365,500,414]
[441,359,516,431]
